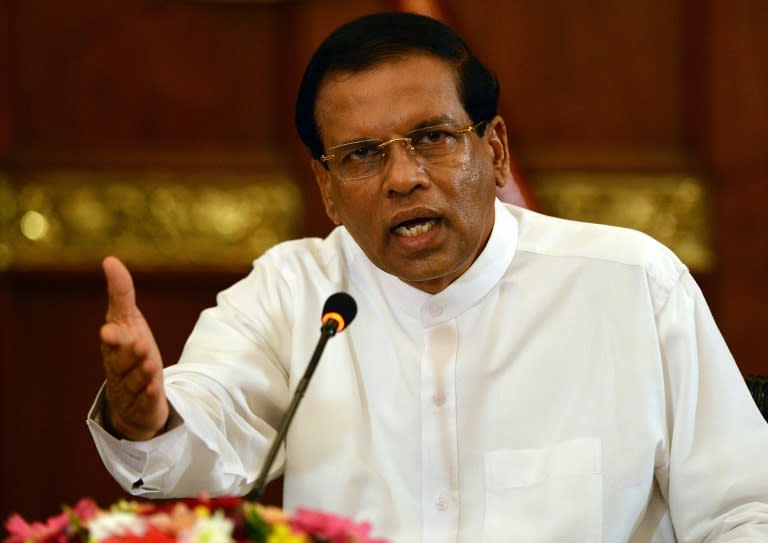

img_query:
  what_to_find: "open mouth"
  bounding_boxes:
[392,217,440,238]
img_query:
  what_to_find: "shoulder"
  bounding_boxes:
[255,227,349,279]
[503,203,687,296]
[210,227,352,330]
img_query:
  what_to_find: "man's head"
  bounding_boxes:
[296,12,500,161]
[297,13,510,294]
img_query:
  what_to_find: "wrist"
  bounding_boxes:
[101,401,169,441]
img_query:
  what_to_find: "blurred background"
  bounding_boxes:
[1,0,766,524]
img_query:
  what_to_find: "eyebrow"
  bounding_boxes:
[410,115,456,131]
[330,115,460,149]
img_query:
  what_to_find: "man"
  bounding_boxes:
[89,12,768,543]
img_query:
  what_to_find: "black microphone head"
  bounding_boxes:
[321,292,357,333]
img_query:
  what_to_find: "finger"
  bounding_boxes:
[120,363,155,395]
[100,322,138,347]
[100,324,144,373]
[104,351,157,403]
[101,343,142,377]
[132,335,154,360]
[103,256,139,322]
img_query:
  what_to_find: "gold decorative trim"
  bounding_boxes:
[0,170,303,271]
[0,170,713,273]
[531,172,714,272]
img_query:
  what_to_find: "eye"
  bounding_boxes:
[411,128,455,147]
[340,143,381,163]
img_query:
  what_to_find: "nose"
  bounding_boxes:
[380,139,430,195]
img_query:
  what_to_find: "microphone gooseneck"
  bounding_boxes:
[247,292,357,501]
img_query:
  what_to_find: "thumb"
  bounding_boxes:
[103,256,140,322]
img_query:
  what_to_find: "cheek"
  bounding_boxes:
[331,185,379,229]
[452,159,494,208]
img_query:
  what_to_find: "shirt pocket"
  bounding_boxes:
[484,437,603,543]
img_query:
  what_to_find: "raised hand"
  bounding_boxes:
[99,256,169,441]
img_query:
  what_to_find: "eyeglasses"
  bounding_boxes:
[320,120,487,181]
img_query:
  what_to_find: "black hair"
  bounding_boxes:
[295,12,500,161]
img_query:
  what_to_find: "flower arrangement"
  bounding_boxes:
[4,496,388,543]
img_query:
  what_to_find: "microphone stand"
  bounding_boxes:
[246,319,339,501]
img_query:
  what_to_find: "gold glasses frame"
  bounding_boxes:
[320,120,488,180]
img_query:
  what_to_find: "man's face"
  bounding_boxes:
[312,54,510,294]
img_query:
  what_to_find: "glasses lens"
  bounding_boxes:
[333,141,384,179]
[409,125,463,162]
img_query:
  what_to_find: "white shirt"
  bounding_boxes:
[88,200,768,543]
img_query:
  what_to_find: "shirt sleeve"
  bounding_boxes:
[87,262,293,499]
[656,270,768,542]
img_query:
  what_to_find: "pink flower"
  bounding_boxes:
[289,509,388,543]
[4,511,71,543]
[3,498,101,543]
[70,498,101,523]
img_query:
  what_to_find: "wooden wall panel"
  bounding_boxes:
[707,1,768,167]
[13,2,281,157]
[0,270,261,523]
[705,0,768,377]
[445,0,688,169]
[1,271,128,522]
[0,2,11,159]
[717,175,768,378]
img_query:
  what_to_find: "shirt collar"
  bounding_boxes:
[342,199,519,326]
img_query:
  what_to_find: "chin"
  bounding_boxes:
[398,270,456,294]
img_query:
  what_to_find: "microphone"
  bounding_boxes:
[247,292,357,501]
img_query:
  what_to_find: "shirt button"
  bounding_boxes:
[429,304,443,317]
[434,495,449,511]
[432,391,446,406]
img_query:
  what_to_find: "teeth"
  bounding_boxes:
[394,218,438,237]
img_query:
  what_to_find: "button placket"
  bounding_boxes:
[420,320,459,541]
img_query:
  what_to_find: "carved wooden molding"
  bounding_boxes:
[532,172,714,272]
[0,170,303,271]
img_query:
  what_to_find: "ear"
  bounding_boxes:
[311,159,342,225]
[486,116,511,189]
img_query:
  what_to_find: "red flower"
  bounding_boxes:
[99,526,176,543]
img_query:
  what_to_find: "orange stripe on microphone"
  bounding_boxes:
[321,311,346,332]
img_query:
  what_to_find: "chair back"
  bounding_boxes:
[746,376,768,423]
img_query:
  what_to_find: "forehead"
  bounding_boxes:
[314,54,467,144]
